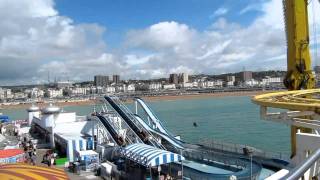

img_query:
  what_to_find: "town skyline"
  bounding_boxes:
[0,69,291,105]
[0,69,287,87]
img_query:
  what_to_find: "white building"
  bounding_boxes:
[245,79,260,86]
[105,86,115,93]
[206,80,223,87]
[192,82,198,87]
[149,83,162,91]
[0,88,13,99]
[14,92,27,99]
[227,81,235,86]
[96,86,104,94]
[163,84,176,90]
[71,87,87,96]
[179,73,189,83]
[25,88,44,98]
[46,89,63,98]
[89,87,97,94]
[28,105,95,162]
[198,81,207,88]
[0,88,4,99]
[5,89,13,99]
[126,84,135,92]
[182,82,193,88]
[262,76,283,85]
[226,76,235,82]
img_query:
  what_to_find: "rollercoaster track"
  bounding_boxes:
[252,89,320,112]
[96,115,121,145]
[104,96,165,149]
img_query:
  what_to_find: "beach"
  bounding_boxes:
[141,90,275,102]
[0,90,277,110]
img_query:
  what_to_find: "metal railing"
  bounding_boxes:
[100,108,142,145]
[281,148,320,179]
[102,114,134,145]
[106,96,166,150]
[95,116,117,145]
[180,148,262,180]
[199,138,290,162]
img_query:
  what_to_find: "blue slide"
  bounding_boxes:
[134,114,184,149]
[134,97,176,138]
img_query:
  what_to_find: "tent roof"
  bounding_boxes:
[119,143,184,167]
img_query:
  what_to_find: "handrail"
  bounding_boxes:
[95,115,118,145]
[103,113,134,145]
[280,148,320,180]
[112,96,167,150]
[103,102,142,144]
[107,95,167,150]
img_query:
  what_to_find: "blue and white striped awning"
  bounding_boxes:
[119,143,184,167]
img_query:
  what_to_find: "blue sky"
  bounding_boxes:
[55,0,263,48]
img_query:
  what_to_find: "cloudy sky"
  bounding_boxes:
[0,0,319,85]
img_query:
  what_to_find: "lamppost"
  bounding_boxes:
[247,148,253,179]
[250,153,252,179]
[158,166,161,179]
[180,149,183,179]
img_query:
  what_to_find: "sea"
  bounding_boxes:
[2,95,290,155]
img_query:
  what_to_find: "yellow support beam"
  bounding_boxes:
[252,89,320,112]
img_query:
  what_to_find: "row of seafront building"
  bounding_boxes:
[0,71,286,104]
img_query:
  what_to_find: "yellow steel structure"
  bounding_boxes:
[254,0,316,157]
[252,89,320,112]
[283,0,315,157]
[283,0,315,90]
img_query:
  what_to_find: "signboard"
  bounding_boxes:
[84,154,99,171]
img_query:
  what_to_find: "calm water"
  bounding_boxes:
[2,96,290,154]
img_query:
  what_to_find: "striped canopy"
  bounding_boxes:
[0,163,68,180]
[119,143,184,167]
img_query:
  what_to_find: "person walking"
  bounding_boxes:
[31,152,36,165]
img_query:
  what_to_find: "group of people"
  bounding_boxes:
[42,150,57,167]
[20,136,57,167]
[21,137,37,165]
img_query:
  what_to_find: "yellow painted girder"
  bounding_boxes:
[252,89,320,112]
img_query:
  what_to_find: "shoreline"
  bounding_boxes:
[140,90,274,102]
[0,90,276,110]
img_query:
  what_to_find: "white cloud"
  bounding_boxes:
[124,0,288,78]
[126,21,196,51]
[0,0,113,85]
[239,4,261,15]
[255,0,284,29]
[1,0,319,85]
[210,7,228,18]
[125,54,154,65]
[0,0,57,18]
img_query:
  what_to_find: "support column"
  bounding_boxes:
[50,126,55,149]
[135,101,138,114]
